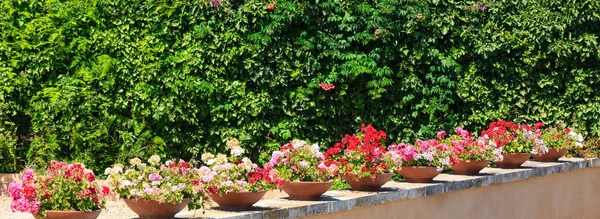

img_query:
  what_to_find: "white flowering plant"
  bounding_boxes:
[104,155,206,210]
[200,138,282,195]
[265,139,338,183]
[538,123,585,149]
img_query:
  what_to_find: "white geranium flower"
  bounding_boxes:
[148,155,161,166]
[201,153,214,163]
[230,146,245,157]
[206,159,215,165]
[113,164,124,173]
[293,140,307,149]
[129,158,142,166]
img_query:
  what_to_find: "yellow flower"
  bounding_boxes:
[129,158,142,166]
[201,153,214,163]
[226,138,240,149]
[148,155,161,166]
[230,146,244,157]
[113,164,124,173]
[214,154,228,165]
[104,167,113,175]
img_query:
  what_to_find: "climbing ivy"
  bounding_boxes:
[0,0,598,173]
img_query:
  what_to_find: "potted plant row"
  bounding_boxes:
[8,122,587,218]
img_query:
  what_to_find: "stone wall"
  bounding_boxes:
[306,166,600,219]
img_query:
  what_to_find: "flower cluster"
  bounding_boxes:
[209,0,224,7]
[469,2,488,11]
[539,123,585,149]
[9,161,111,218]
[325,124,399,177]
[481,120,548,154]
[437,127,503,163]
[267,2,276,11]
[266,139,338,183]
[104,155,205,210]
[319,82,335,91]
[201,139,281,195]
[389,138,452,169]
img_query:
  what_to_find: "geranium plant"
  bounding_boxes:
[199,138,281,195]
[481,120,548,155]
[437,127,503,163]
[538,123,585,149]
[324,124,399,177]
[265,139,338,182]
[8,161,112,218]
[104,155,206,210]
[389,139,452,169]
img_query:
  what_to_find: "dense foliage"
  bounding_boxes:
[0,0,599,173]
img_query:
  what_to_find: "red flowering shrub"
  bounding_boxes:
[481,120,547,154]
[8,161,112,218]
[319,82,335,91]
[325,124,399,177]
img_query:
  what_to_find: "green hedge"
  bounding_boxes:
[1,0,599,173]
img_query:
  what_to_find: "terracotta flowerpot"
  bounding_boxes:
[208,191,267,211]
[397,166,442,183]
[451,160,490,175]
[341,173,393,191]
[495,153,531,168]
[282,181,333,201]
[33,210,101,219]
[532,148,568,162]
[123,198,190,219]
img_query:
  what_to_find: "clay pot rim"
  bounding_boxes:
[341,172,394,179]
[44,209,102,213]
[285,180,334,183]
[502,153,532,155]
[344,171,393,175]
[401,166,440,169]
[209,190,268,196]
[455,159,490,163]
[124,198,190,203]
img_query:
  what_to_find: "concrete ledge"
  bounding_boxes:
[182,158,600,219]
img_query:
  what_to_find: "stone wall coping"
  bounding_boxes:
[182,158,600,219]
